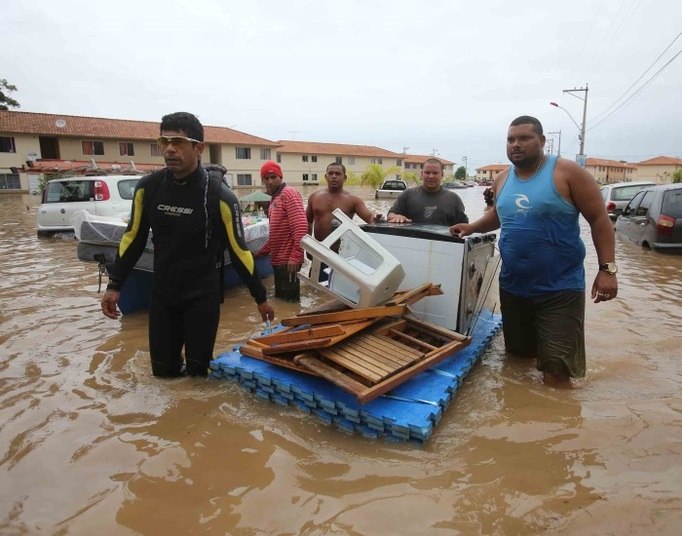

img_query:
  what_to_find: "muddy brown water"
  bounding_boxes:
[1,186,680,535]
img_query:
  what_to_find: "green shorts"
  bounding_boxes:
[499,289,586,378]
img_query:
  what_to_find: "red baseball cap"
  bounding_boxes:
[260,161,283,179]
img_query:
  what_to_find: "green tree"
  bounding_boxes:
[454,166,466,181]
[360,163,401,188]
[0,79,20,110]
[401,171,420,185]
[673,168,682,184]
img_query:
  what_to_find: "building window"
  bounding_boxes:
[311,173,318,181]
[0,173,20,189]
[119,142,135,156]
[0,136,16,153]
[150,143,163,157]
[312,155,317,162]
[371,157,383,165]
[303,173,309,181]
[397,159,402,166]
[302,155,309,162]
[82,140,104,156]
[347,156,355,165]
[260,148,271,160]
[335,157,342,164]
[235,147,251,159]
[276,153,281,163]
[237,174,252,186]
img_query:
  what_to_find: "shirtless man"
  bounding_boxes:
[306,162,382,240]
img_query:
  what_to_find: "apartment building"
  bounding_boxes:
[275,140,405,185]
[584,158,637,184]
[0,110,278,191]
[635,156,682,184]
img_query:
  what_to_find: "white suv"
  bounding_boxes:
[36,175,140,236]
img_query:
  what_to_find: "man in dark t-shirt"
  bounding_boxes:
[387,158,468,230]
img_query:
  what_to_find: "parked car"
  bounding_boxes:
[36,175,140,236]
[375,179,408,199]
[442,182,467,189]
[600,181,656,222]
[614,183,682,252]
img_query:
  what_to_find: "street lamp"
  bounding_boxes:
[549,83,589,161]
[550,101,584,155]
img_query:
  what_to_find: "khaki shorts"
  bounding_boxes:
[499,289,586,378]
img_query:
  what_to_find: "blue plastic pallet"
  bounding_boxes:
[210,311,502,442]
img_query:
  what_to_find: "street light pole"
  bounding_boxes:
[550,83,589,160]
[547,130,561,157]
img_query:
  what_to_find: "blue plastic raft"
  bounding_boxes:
[210,311,502,442]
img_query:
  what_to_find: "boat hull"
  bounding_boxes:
[74,211,273,314]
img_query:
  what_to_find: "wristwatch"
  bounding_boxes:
[599,262,618,275]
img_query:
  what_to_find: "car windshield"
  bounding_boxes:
[382,181,405,191]
[661,189,682,217]
[612,185,653,201]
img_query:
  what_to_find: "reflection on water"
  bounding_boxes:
[1,188,681,535]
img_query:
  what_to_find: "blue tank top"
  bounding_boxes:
[496,155,585,296]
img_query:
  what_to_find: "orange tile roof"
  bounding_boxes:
[403,154,455,166]
[26,159,162,174]
[586,158,637,169]
[635,156,682,166]
[476,164,509,172]
[0,110,277,146]
[276,139,402,158]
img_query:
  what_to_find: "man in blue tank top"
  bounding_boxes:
[452,116,618,387]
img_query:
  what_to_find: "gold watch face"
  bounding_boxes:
[603,262,618,274]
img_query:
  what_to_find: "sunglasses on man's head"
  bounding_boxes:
[156,135,201,147]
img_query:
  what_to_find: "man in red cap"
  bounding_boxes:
[256,161,308,302]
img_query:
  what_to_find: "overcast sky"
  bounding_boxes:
[3,0,681,168]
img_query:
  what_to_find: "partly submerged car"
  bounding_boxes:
[600,181,656,222]
[36,175,140,236]
[614,183,682,253]
[375,179,407,199]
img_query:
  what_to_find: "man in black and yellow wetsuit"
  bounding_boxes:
[101,112,275,377]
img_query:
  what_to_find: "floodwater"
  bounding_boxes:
[1,185,680,535]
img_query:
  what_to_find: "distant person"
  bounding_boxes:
[483,186,494,211]
[452,115,618,387]
[306,162,383,241]
[387,158,468,230]
[101,112,274,378]
[255,161,308,302]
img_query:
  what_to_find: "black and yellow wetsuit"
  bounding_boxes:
[108,166,267,377]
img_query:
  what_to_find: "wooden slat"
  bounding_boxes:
[261,337,333,355]
[280,304,406,326]
[293,353,371,394]
[350,336,418,367]
[387,328,438,351]
[402,314,470,342]
[251,324,345,345]
[318,346,387,382]
[389,283,443,305]
[362,333,422,361]
[356,338,471,403]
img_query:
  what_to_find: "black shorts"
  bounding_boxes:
[499,289,586,378]
[273,265,300,302]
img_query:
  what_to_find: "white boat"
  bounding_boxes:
[73,210,272,314]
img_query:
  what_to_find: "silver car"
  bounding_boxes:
[600,181,656,222]
[36,175,140,236]
[615,183,682,253]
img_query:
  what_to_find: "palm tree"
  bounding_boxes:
[360,164,402,189]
